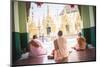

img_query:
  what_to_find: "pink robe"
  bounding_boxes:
[29,39,47,58]
[54,36,68,62]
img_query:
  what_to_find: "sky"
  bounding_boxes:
[29,2,65,26]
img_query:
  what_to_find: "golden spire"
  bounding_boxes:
[63,6,67,15]
[47,5,50,16]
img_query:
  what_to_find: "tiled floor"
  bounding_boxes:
[14,36,96,66]
[15,48,96,66]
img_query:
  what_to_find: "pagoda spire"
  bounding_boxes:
[47,5,50,16]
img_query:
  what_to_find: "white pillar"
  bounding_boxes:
[89,6,95,27]
[14,1,20,32]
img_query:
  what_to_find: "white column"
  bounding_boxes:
[14,1,20,32]
[89,6,95,27]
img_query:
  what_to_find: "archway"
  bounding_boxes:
[27,3,83,55]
